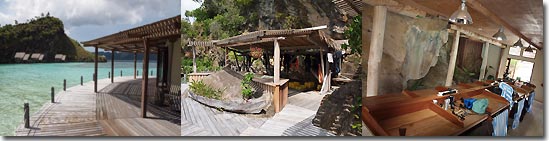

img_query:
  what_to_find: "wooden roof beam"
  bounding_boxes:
[363,0,426,18]
[465,0,541,50]
[449,24,505,48]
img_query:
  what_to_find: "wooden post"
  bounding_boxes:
[225,47,228,66]
[111,50,114,83]
[156,50,162,105]
[193,45,197,73]
[134,52,137,79]
[94,46,98,93]
[320,50,325,78]
[366,6,387,97]
[63,79,66,91]
[233,51,240,70]
[24,103,29,128]
[108,72,110,79]
[51,87,55,103]
[479,42,490,80]
[274,39,280,83]
[497,46,510,78]
[445,30,461,86]
[81,76,83,86]
[141,39,149,118]
[120,70,122,77]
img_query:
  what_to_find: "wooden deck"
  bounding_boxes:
[181,85,334,136]
[15,76,180,136]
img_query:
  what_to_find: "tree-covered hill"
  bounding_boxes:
[0,14,102,63]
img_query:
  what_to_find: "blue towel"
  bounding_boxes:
[464,98,476,109]
[492,109,509,136]
[512,99,525,129]
[499,83,514,108]
[526,92,535,113]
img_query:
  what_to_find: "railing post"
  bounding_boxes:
[121,70,122,77]
[93,73,96,82]
[81,76,83,86]
[51,87,55,103]
[63,79,66,91]
[151,70,153,76]
[108,72,111,79]
[137,70,139,77]
[24,103,29,128]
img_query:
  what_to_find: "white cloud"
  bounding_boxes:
[0,0,180,28]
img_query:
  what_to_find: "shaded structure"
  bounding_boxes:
[82,15,181,118]
[187,26,343,112]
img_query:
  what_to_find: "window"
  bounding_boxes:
[509,46,521,56]
[508,59,534,82]
[522,50,536,58]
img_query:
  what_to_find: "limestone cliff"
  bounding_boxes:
[362,6,450,94]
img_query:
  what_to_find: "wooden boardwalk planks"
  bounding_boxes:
[181,83,333,136]
[15,76,180,136]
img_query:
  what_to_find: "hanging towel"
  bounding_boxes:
[492,109,509,136]
[499,83,514,108]
[526,92,535,113]
[512,99,525,129]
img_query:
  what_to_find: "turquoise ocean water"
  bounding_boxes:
[0,60,157,136]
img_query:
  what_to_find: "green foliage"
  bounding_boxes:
[184,0,258,40]
[190,80,222,100]
[350,95,362,133]
[241,72,255,100]
[341,16,362,54]
[407,79,425,91]
[181,56,221,74]
[0,14,96,63]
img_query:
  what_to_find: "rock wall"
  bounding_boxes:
[361,7,450,95]
[259,0,347,38]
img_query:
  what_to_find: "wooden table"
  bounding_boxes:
[363,81,509,136]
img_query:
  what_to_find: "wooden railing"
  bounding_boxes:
[187,73,212,82]
[251,78,289,113]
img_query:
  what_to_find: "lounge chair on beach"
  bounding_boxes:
[14,52,25,59]
[30,53,41,63]
[54,54,66,62]
[22,54,30,63]
[38,54,44,61]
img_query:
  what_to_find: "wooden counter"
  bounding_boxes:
[363,81,509,136]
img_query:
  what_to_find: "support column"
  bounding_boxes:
[445,30,461,86]
[111,50,115,83]
[366,6,387,97]
[320,50,325,79]
[141,39,149,118]
[224,47,228,67]
[274,39,280,83]
[193,45,197,73]
[497,46,510,78]
[94,46,98,93]
[134,52,137,79]
[479,42,490,80]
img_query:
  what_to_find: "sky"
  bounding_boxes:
[0,0,181,52]
[181,0,201,23]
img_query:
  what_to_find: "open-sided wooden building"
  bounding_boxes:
[186,26,346,112]
[82,15,182,118]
